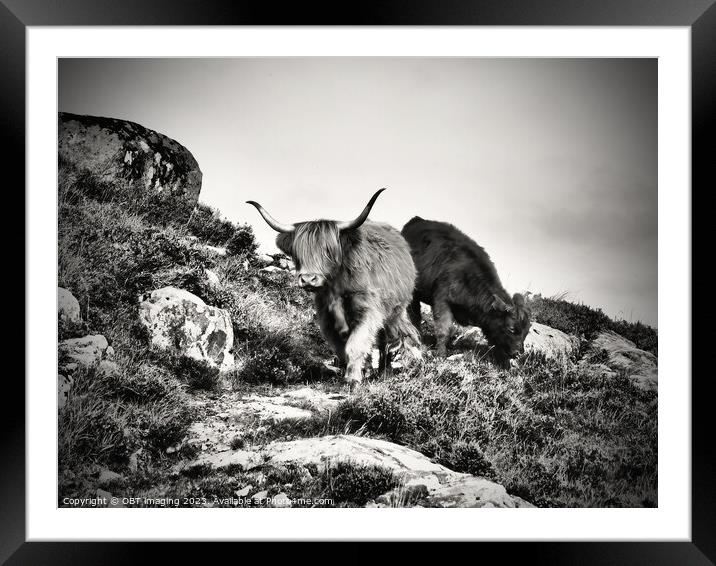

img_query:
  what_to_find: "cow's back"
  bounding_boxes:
[401,216,503,302]
[339,220,416,307]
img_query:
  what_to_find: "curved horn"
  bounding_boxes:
[246,200,295,233]
[337,188,386,231]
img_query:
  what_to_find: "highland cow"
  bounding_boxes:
[248,189,420,387]
[401,216,531,366]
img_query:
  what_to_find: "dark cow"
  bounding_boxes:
[248,189,420,387]
[401,216,531,365]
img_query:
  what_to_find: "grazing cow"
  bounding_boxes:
[247,189,420,387]
[401,216,531,366]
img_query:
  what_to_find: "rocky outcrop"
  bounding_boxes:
[59,112,202,221]
[138,287,234,371]
[185,434,532,508]
[590,330,657,391]
[58,287,81,325]
[524,322,579,360]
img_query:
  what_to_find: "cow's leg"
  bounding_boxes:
[343,301,385,388]
[377,328,391,375]
[407,296,422,330]
[316,299,347,365]
[432,297,455,358]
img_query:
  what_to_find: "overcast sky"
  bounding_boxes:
[59,58,657,327]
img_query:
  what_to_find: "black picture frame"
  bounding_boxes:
[8,0,712,563]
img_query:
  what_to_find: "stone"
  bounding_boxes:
[138,287,234,371]
[452,327,487,349]
[188,449,260,472]
[58,374,73,410]
[523,322,579,360]
[235,486,252,497]
[203,244,227,256]
[271,492,292,508]
[256,253,274,266]
[277,258,294,270]
[252,490,268,501]
[59,113,202,222]
[59,335,109,368]
[260,266,283,273]
[97,360,120,378]
[204,268,221,287]
[590,330,658,391]
[58,287,81,324]
[98,469,124,486]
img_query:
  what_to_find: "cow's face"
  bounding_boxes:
[247,189,386,293]
[485,293,531,365]
[276,221,342,291]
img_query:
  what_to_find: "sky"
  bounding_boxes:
[58,58,657,327]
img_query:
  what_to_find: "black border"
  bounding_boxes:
[9,0,713,562]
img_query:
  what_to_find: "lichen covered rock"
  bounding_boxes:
[59,112,202,222]
[138,287,234,371]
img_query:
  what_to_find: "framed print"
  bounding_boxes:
[9,0,713,562]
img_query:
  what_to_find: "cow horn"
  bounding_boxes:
[246,201,295,233]
[337,188,386,231]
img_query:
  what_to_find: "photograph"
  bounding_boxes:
[56,56,659,511]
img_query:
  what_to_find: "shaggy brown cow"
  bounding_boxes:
[248,189,420,387]
[401,216,531,365]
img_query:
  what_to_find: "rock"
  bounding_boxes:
[271,492,292,508]
[188,449,260,472]
[238,395,314,422]
[590,330,657,391]
[277,258,294,270]
[523,322,578,360]
[252,490,268,501]
[97,469,124,486]
[281,387,347,412]
[235,486,252,497]
[59,335,109,369]
[452,327,487,349]
[204,268,221,287]
[58,287,81,324]
[128,449,142,472]
[256,253,274,266]
[59,113,202,222]
[190,435,532,508]
[105,346,115,359]
[260,266,283,273]
[97,489,124,508]
[58,374,73,410]
[97,360,120,378]
[203,244,227,256]
[138,286,234,371]
[420,476,534,508]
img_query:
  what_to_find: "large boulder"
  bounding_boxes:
[58,112,202,221]
[186,434,532,508]
[138,287,234,371]
[524,322,579,360]
[590,330,657,391]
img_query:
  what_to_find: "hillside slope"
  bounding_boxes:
[57,119,657,509]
